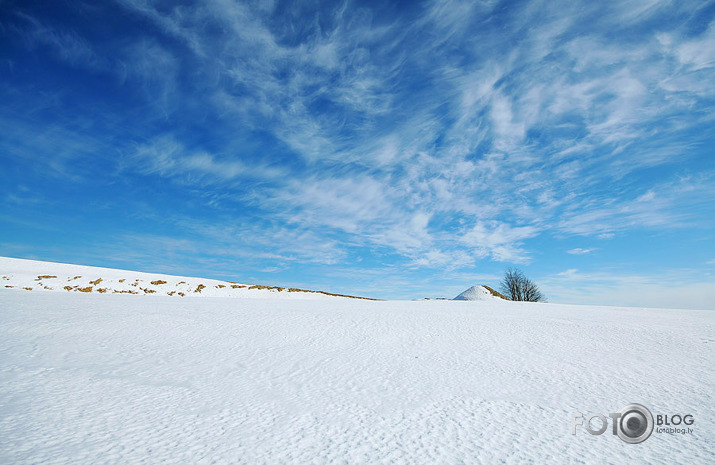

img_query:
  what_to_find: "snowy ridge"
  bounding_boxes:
[453,285,506,301]
[0,257,375,300]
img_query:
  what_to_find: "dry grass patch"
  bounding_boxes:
[249,284,284,292]
[195,284,206,293]
[231,284,246,289]
[316,291,380,300]
[64,286,73,291]
[151,280,167,285]
[114,290,138,295]
[119,279,125,283]
[69,275,82,281]
[89,278,102,285]
[285,286,380,301]
[482,285,509,300]
[167,291,176,296]
[36,275,57,280]
[77,287,92,293]
[23,287,33,291]
[97,288,108,293]
[216,284,226,288]
[178,292,185,297]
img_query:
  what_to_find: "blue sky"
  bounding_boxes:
[1,0,714,308]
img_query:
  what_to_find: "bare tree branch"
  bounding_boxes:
[499,268,545,302]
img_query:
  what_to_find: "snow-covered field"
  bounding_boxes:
[1,260,714,464]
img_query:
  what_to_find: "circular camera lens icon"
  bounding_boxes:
[617,403,654,444]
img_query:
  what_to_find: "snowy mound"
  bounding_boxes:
[453,285,505,301]
[0,256,374,300]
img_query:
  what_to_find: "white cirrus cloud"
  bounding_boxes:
[567,248,596,255]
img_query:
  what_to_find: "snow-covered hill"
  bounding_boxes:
[0,257,374,300]
[453,285,506,301]
[1,260,713,464]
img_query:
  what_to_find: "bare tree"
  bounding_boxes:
[499,268,545,302]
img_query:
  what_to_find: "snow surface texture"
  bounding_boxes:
[0,257,361,300]
[453,285,503,301]
[1,263,714,464]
